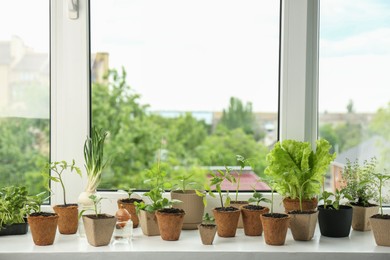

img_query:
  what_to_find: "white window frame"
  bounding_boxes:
[48,0,320,208]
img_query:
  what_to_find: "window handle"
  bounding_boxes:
[68,0,79,20]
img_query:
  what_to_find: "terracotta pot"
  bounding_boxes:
[155,208,185,241]
[212,207,240,237]
[261,213,290,246]
[27,213,59,246]
[82,214,116,247]
[318,205,352,237]
[283,197,318,213]
[230,201,249,228]
[53,204,78,234]
[139,210,160,236]
[288,211,318,241]
[198,224,217,245]
[171,190,204,230]
[351,204,379,231]
[240,205,269,236]
[370,215,390,247]
[117,198,143,228]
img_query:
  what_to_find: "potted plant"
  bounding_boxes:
[241,190,270,236]
[27,192,59,246]
[134,161,171,236]
[0,186,32,236]
[264,139,336,213]
[260,180,290,245]
[341,158,379,231]
[81,194,117,247]
[78,127,108,207]
[198,213,217,245]
[43,160,81,234]
[155,197,185,241]
[170,168,205,230]
[117,188,143,228]
[369,170,390,246]
[200,166,240,238]
[229,155,250,228]
[318,189,353,237]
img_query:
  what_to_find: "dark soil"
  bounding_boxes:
[243,205,265,211]
[288,210,317,214]
[263,213,289,218]
[200,224,216,228]
[350,202,377,207]
[215,206,239,212]
[371,214,390,219]
[119,198,143,204]
[231,201,248,205]
[56,203,78,208]
[158,208,185,214]
[84,214,115,219]
[29,212,57,217]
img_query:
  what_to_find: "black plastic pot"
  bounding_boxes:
[0,222,28,236]
[318,205,352,237]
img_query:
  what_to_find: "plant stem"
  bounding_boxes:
[59,174,67,205]
[379,178,383,215]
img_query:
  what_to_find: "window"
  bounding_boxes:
[0,0,49,195]
[90,0,280,190]
[319,0,390,189]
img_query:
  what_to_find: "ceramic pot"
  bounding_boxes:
[171,190,204,230]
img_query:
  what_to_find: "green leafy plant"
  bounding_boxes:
[84,127,108,192]
[248,190,271,206]
[341,158,377,207]
[201,213,215,225]
[28,191,50,214]
[319,189,345,210]
[264,139,336,211]
[197,166,235,209]
[172,172,198,192]
[372,171,390,216]
[79,194,105,218]
[0,186,33,228]
[42,160,82,205]
[234,154,247,202]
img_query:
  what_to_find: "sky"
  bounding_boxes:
[1,0,389,114]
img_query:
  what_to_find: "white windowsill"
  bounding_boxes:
[0,225,389,260]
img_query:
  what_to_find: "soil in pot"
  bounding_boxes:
[230,201,248,228]
[318,205,352,237]
[83,214,117,247]
[288,210,318,241]
[53,204,78,234]
[370,214,390,247]
[27,213,59,246]
[155,208,185,241]
[117,198,143,228]
[198,224,217,245]
[212,207,240,238]
[241,205,269,236]
[350,202,379,231]
[171,190,204,230]
[283,197,318,213]
[261,213,290,246]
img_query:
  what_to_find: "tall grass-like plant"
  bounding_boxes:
[84,127,108,192]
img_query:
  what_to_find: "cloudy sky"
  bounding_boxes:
[1,0,389,113]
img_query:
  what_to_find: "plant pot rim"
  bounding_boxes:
[283,197,318,202]
[28,212,58,218]
[288,210,318,215]
[171,190,199,194]
[349,202,379,208]
[213,206,240,212]
[318,205,352,210]
[262,213,290,219]
[118,198,143,203]
[83,214,115,219]
[241,205,268,211]
[53,204,78,208]
[156,208,185,215]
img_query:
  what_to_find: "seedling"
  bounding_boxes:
[201,213,215,225]
[372,171,390,216]
[248,190,271,206]
[320,189,346,210]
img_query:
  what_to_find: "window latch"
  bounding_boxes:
[68,0,79,20]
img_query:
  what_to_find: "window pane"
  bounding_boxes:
[91,0,279,190]
[319,0,390,190]
[0,0,49,195]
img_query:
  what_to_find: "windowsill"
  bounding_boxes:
[0,225,388,260]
